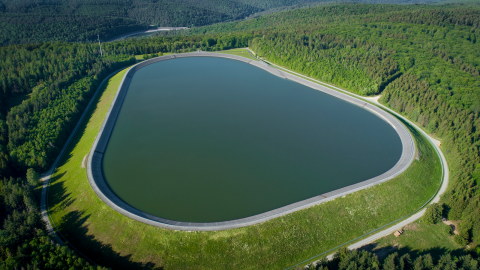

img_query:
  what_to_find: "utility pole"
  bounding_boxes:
[98,35,103,57]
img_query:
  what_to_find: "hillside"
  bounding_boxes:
[0,0,453,46]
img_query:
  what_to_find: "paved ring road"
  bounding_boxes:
[86,52,416,231]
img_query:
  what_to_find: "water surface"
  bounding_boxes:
[103,57,402,222]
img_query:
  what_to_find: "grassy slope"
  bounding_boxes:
[214,48,257,60]
[48,65,441,269]
[134,49,256,60]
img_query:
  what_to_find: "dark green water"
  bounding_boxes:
[103,57,402,222]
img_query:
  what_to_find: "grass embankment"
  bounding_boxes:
[135,52,174,60]
[214,48,256,60]
[48,66,441,269]
[135,49,256,61]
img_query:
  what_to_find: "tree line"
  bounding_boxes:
[0,42,135,174]
[0,41,135,268]
[307,247,479,270]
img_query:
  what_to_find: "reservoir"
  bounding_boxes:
[102,57,403,223]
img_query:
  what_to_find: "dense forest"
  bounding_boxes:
[0,0,452,46]
[307,247,479,270]
[0,43,135,174]
[0,171,108,269]
[1,1,480,268]
[0,41,135,268]
[0,14,147,46]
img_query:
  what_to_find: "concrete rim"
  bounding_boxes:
[87,52,415,231]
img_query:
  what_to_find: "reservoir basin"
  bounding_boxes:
[102,56,403,223]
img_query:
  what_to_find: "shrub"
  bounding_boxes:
[422,203,443,225]
[26,168,39,186]
[444,224,453,236]
[454,235,468,246]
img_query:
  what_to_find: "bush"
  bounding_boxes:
[422,203,443,225]
[26,168,39,186]
[444,224,453,236]
[454,234,468,246]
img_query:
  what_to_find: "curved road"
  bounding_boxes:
[108,27,188,41]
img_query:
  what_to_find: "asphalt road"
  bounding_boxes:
[108,27,188,41]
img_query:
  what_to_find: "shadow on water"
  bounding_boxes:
[49,170,162,270]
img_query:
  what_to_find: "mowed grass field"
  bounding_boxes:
[135,48,256,61]
[214,48,257,60]
[47,65,442,269]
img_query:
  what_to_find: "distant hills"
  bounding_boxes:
[0,0,455,45]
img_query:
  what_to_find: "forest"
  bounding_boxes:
[0,0,453,46]
[0,171,109,269]
[1,1,480,269]
[0,41,137,268]
[307,247,479,270]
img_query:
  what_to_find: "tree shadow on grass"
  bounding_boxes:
[49,174,162,270]
[48,171,75,210]
[57,210,162,270]
[45,73,163,269]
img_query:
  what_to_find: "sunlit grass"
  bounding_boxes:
[215,48,256,60]
[134,49,255,61]
[134,52,174,60]
[374,220,463,260]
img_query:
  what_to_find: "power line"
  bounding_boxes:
[97,35,103,57]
